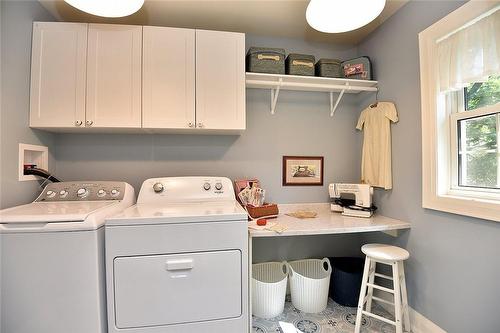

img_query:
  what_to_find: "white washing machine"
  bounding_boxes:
[105,176,248,333]
[0,181,135,333]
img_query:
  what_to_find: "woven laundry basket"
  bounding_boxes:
[252,262,289,319]
[287,258,332,313]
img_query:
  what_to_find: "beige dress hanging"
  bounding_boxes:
[356,102,398,189]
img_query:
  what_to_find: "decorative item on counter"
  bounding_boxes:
[246,47,286,74]
[234,178,279,220]
[341,56,372,80]
[282,156,324,186]
[286,53,315,76]
[286,210,318,219]
[315,58,343,78]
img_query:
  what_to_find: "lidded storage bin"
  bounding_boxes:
[252,262,289,319]
[287,258,332,313]
[315,58,343,78]
[286,53,315,76]
[246,47,286,74]
[341,56,372,80]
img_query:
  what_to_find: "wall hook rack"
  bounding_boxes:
[246,72,378,117]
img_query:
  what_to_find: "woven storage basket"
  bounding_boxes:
[252,262,289,319]
[287,258,332,313]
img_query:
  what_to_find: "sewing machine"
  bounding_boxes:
[328,183,376,218]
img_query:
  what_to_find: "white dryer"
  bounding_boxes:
[0,181,135,333]
[105,176,248,333]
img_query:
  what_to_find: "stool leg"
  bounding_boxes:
[399,261,411,332]
[366,260,376,312]
[355,257,371,333]
[392,261,403,333]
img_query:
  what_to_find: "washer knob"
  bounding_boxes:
[76,188,88,198]
[215,182,223,191]
[110,189,120,197]
[203,182,211,191]
[59,190,68,198]
[153,182,164,193]
[46,190,56,198]
[97,189,106,197]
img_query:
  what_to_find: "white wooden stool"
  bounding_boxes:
[354,244,410,333]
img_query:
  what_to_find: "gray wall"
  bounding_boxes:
[358,2,500,332]
[0,1,56,209]
[54,34,363,204]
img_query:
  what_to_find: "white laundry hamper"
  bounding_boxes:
[287,258,332,313]
[252,262,289,319]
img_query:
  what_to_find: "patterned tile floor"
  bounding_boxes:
[252,296,396,333]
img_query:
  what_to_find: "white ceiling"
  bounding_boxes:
[38,0,409,45]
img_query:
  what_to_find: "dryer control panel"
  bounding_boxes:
[36,181,127,202]
[137,177,236,204]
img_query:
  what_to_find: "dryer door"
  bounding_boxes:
[113,250,242,328]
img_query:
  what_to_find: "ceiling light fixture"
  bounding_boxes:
[64,0,145,18]
[306,0,386,33]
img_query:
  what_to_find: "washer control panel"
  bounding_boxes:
[36,182,126,202]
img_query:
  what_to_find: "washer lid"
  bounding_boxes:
[106,201,247,226]
[0,201,116,224]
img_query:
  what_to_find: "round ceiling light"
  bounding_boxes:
[64,0,145,18]
[306,0,386,33]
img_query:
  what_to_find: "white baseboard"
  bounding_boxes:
[409,307,446,333]
[375,295,446,333]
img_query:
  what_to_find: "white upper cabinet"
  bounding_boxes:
[30,22,87,128]
[29,23,245,133]
[142,26,195,129]
[86,24,142,128]
[195,30,246,130]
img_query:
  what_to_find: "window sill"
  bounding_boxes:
[423,192,500,222]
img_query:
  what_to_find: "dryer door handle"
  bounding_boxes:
[165,259,194,271]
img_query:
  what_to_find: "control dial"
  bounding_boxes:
[153,182,164,193]
[76,188,89,198]
[46,190,56,198]
[215,182,223,191]
[59,190,68,198]
[203,182,211,191]
[110,189,120,197]
[97,189,106,197]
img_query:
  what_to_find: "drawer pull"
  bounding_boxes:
[165,259,193,271]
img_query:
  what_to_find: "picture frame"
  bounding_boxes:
[282,156,324,186]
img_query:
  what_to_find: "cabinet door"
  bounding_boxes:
[30,22,87,128]
[86,24,142,128]
[195,30,245,130]
[142,26,195,129]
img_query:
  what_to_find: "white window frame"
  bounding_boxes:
[419,1,500,222]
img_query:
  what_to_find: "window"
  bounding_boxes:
[419,3,500,222]
[450,76,500,193]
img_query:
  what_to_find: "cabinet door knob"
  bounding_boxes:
[75,120,83,126]
[197,122,203,128]
[188,122,194,128]
[85,120,93,126]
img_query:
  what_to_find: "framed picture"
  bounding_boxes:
[282,156,324,186]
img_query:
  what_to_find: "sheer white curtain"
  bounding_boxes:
[438,8,499,93]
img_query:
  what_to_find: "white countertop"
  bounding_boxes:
[248,203,411,238]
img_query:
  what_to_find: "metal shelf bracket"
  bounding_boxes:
[330,82,349,117]
[270,77,283,114]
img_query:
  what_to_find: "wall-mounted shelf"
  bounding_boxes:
[245,72,378,116]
